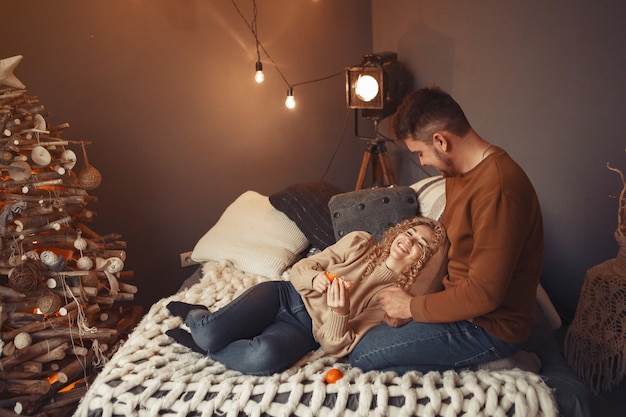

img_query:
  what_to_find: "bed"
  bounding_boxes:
[73,178,593,417]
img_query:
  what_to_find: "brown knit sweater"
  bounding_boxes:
[410,148,544,344]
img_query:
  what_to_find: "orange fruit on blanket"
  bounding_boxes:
[325,368,343,384]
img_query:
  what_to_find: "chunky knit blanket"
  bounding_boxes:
[73,260,558,417]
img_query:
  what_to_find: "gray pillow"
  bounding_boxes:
[269,181,344,250]
[328,186,418,241]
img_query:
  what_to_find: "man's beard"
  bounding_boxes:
[433,147,456,177]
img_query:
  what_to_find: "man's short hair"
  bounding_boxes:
[392,87,472,143]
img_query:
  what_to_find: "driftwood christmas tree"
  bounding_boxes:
[0,55,142,416]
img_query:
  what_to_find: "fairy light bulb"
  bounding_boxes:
[285,87,295,109]
[254,61,264,83]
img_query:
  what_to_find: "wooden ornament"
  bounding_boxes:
[61,149,77,170]
[8,160,31,181]
[38,291,62,315]
[31,146,51,166]
[0,55,26,89]
[14,332,33,350]
[95,257,107,271]
[33,113,46,131]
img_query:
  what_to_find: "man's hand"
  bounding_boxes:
[378,287,412,320]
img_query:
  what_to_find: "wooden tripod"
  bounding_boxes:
[355,140,396,190]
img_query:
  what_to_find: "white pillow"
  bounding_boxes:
[410,175,446,220]
[191,190,309,278]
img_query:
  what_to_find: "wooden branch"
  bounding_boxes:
[29,327,117,342]
[31,343,69,363]
[40,383,89,412]
[0,338,66,369]
[6,361,42,374]
[0,285,24,299]
[0,406,24,417]
[0,299,41,314]
[2,310,78,341]
[13,204,84,232]
[607,160,626,236]
[0,193,85,204]
[56,350,95,384]
[0,378,50,395]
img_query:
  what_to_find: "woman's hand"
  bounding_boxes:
[312,271,330,293]
[327,278,350,316]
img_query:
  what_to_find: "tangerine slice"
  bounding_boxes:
[324,271,354,288]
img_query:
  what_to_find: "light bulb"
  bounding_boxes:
[355,74,379,102]
[255,61,264,83]
[285,88,295,109]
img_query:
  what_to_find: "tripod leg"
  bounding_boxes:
[378,150,396,186]
[355,149,372,190]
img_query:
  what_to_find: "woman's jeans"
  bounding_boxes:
[349,320,519,374]
[185,281,319,376]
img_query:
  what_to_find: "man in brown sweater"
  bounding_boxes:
[350,87,544,373]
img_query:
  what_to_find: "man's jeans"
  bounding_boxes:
[350,319,519,374]
[185,281,319,376]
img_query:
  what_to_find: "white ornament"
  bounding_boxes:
[106,257,124,273]
[95,257,107,271]
[40,250,59,266]
[21,251,40,261]
[31,146,51,166]
[60,149,77,170]
[76,256,93,271]
[74,237,88,251]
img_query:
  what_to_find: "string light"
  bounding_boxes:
[230,0,343,110]
[285,87,295,109]
[255,61,264,83]
[251,0,264,83]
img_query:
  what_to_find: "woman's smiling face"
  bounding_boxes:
[387,224,434,272]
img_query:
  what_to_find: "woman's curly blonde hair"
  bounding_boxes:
[362,216,445,289]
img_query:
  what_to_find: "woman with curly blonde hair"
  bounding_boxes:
[166,216,448,376]
[363,216,446,290]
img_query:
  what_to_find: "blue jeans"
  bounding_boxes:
[185,281,319,376]
[349,320,519,374]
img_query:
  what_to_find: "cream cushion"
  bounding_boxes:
[191,190,309,278]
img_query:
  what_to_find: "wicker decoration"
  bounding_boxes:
[78,141,102,190]
[38,290,63,315]
[8,260,42,293]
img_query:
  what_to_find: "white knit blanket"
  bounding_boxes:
[73,260,558,417]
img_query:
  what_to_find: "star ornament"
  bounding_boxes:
[0,55,26,89]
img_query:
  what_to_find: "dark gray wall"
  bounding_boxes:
[1,0,372,309]
[372,0,626,321]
